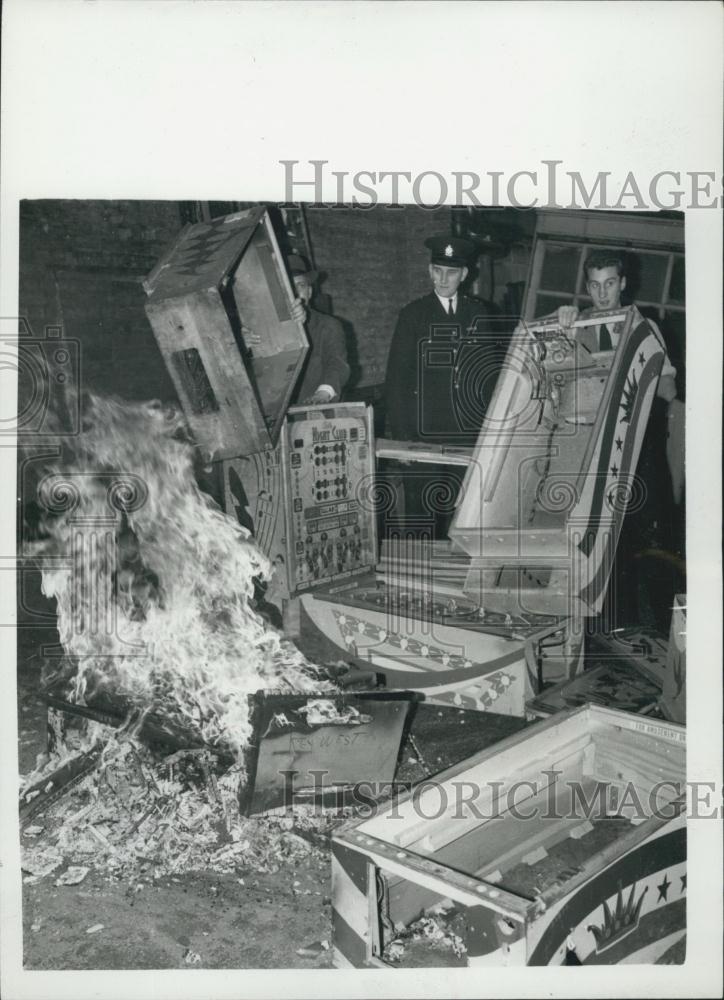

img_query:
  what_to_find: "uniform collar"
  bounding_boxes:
[434,290,458,314]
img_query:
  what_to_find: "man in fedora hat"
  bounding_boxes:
[287,253,350,405]
[382,234,504,535]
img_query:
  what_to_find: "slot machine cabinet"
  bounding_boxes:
[221,403,378,599]
[448,306,667,619]
[143,207,308,459]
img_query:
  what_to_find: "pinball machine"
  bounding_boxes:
[330,704,686,968]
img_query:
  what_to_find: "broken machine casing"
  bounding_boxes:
[331,704,686,967]
[143,206,308,458]
[450,306,668,620]
[31,682,414,821]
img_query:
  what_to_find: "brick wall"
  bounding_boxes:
[19,199,185,403]
[306,204,457,390]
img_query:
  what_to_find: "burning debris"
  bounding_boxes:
[21,392,339,882]
[293,699,371,727]
[20,728,340,885]
[30,392,328,760]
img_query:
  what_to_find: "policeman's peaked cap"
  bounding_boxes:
[425,235,476,268]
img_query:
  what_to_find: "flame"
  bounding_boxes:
[32,393,325,763]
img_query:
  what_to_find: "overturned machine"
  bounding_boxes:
[143,206,309,457]
[143,208,378,600]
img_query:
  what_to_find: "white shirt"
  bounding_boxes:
[434,291,458,315]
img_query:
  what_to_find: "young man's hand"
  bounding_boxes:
[656,373,677,403]
[557,305,580,328]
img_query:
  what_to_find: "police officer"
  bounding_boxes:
[383,235,503,537]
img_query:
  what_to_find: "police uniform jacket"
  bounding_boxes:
[383,291,504,446]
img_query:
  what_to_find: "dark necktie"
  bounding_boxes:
[448,299,455,317]
[599,324,613,350]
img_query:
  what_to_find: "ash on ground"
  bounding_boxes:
[21,732,346,888]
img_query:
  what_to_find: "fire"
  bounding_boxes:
[32,392,325,762]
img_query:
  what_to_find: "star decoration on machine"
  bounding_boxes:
[584,861,685,958]
[656,873,671,902]
[331,609,514,707]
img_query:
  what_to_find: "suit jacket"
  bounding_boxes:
[383,292,505,446]
[574,305,676,382]
[293,307,350,403]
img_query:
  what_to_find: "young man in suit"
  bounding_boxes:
[383,235,504,536]
[556,249,677,403]
[288,253,350,405]
[557,249,682,630]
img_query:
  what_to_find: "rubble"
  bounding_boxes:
[295,700,371,726]
[383,912,468,964]
[19,730,339,886]
[295,939,330,958]
[55,866,90,886]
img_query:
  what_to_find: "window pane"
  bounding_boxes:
[629,252,669,303]
[536,293,574,316]
[668,256,685,304]
[661,309,685,359]
[540,245,580,292]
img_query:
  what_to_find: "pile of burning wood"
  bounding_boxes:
[20,392,341,884]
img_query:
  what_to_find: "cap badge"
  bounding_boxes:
[445,244,453,257]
